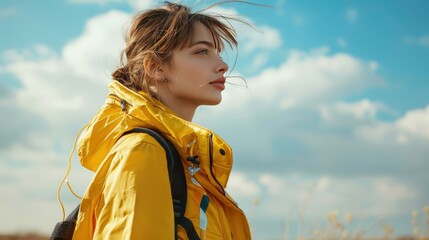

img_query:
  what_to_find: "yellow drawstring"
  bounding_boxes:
[187,139,197,157]
[65,179,82,200]
[56,125,87,221]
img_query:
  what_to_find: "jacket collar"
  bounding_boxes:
[78,81,233,189]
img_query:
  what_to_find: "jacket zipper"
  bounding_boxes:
[108,94,132,110]
[208,133,225,196]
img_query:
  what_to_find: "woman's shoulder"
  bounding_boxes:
[106,130,166,166]
[105,131,172,174]
[113,131,166,153]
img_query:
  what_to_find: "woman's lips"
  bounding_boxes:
[210,77,226,90]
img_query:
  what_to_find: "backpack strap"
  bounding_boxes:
[50,205,80,240]
[50,127,200,240]
[126,128,200,240]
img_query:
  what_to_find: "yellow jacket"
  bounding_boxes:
[72,81,251,239]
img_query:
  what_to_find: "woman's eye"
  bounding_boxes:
[197,49,209,55]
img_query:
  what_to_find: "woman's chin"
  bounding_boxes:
[203,95,222,106]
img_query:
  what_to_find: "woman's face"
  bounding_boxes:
[160,21,229,109]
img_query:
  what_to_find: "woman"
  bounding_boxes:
[72,2,251,239]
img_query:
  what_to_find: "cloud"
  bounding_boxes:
[252,173,418,218]
[396,105,429,140]
[68,0,153,9]
[319,99,385,127]
[66,0,173,10]
[337,37,347,48]
[0,11,132,232]
[1,3,428,238]
[0,7,16,18]
[216,47,383,113]
[240,25,282,54]
[227,171,261,197]
[291,14,305,26]
[196,47,429,186]
[346,8,358,24]
[0,143,92,233]
[206,7,283,72]
[0,7,285,234]
[404,34,429,48]
[127,0,153,10]
[68,0,121,5]
[2,10,130,132]
[62,10,129,82]
[418,35,429,47]
[225,172,421,238]
[1,5,280,135]
[358,104,429,143]
[0,94,46,149]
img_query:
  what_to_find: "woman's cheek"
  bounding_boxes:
[185,62,205,80]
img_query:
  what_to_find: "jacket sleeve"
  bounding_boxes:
[93,134,175,240]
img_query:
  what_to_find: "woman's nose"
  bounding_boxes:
[216,57,229,74]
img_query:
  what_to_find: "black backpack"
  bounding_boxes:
[50,127,200,240]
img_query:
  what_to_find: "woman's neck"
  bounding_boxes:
[160,97,197,122]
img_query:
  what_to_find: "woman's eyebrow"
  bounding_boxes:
[190,40,215,48]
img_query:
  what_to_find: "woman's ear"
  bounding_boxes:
[154,67,166,81]
[143,52,164,81]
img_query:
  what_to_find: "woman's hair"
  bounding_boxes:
[112,1,238,94]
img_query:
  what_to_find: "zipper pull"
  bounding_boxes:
[186,140,200,175]
[187,155,200,175]
[121,99,127,112]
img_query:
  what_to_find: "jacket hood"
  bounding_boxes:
[77,81,233,189]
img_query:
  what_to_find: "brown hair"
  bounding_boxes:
[112,1,238,94]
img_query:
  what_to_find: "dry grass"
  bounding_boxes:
[0,234,47,240]
[293,205,429,240]
[1,205,427,240]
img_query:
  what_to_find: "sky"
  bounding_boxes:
[1,0,428,239]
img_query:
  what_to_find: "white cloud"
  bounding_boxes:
[369,61,378,71]
[346,8,358,24]
[0,135,93,233]
[0,7,284,233]
[291,15,305,26]
[227,172,261,197]
[217,47,383,113]
[417,34,429,47]
[197,47,428,188]
[3,10,130,128]
[1,3,428,238]
[0,11,131,233]
[395,105,429,140]
[62,10,129,82]
[68,0,154,10]
[320,99,384,126]
[240,25,282,54]
[4,48,98,127]
[259,173,286,195]
[239,173,418,238]
[0,7,16,18]
[404,34,429,48]
[227,172,420,237]
[3,44,58,62]
[208,6,282,55]
[249,53,269,70]
[68,0,122,4]
[338,37,347,48]
[271,174,416,217]
[127,0,153,10]
[357,104,429,143]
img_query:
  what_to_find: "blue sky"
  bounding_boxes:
[1,0,428,239]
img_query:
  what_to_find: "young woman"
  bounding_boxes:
[72,2,251,239]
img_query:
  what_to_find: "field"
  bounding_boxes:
[0,206,427,240]
[0,234,427,240]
